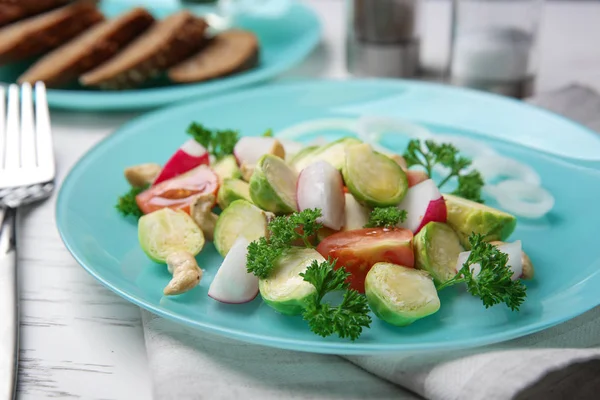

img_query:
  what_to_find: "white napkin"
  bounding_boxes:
[142,84,600,400]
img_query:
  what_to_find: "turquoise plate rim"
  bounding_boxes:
[39,1,321,111]
[56,78,600,354]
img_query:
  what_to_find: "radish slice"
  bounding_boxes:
[397,179,447,234]
[456,240,523,280]
[208,237,259,304]
[407,169,429,187]
[153,139,209,185]
[296,160,345,230]
[234,136,285,166]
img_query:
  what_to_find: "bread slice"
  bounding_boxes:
[0,0,104,65]
[168,30,259,83]
[18,7,155,88]
[0,0,71,28]
[79,10,208,90]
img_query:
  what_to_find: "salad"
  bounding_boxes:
[116,121,536,341]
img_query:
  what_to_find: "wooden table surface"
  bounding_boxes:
[16,1,600,398]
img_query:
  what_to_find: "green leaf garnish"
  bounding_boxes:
[300,258,372,341]
[403,139,485,203]
[437,233,527,311]
[246,209,323,278]
[364,207,407,228]
[186,122,239,161]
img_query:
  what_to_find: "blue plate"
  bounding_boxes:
[56,79,600,354]
[0,0,320,111]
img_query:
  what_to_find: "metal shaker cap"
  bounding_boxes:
[346,0,420,78]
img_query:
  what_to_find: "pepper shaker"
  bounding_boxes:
[346,0,421,78]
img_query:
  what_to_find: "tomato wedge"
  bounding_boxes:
[136,165,219,215]
[316,227,414,293]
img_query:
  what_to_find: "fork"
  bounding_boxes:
[0,82,55,399]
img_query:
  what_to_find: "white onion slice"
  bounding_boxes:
[275,118,357,140]
[280,139,305,160]
[308,136,329,147]
[472,155,541,185]
[455,240,523,280]
[430,134,498,158]
[485,180,555,219]
[357,115,433,143]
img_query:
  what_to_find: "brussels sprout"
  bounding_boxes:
[289,145,318,169]
[213,200,270,257]
[212,155,241,182]
[291,137,362,172]
[414,222,464,285]
[249,154,298,214]
[365,262,440,327]
[443,194,517,249]
[217,178,252,209]
[138,208,205,263]
[259,248,324,315]
[342,143,408,207]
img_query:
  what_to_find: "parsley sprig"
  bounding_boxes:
[437,233,527,311]
[364,207,407,228]
[300,259,372,341]
[115,184,148,219]
[403,139,485,203]
[246,209,323,279]
[186,122,239,161]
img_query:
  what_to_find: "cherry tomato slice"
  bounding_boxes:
[316,227,414,293]
[136,165,219,215]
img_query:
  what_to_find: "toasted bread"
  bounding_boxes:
[168,30,259,83]
[80,10,207,90]
[0,0,104,65]
[18,7,155,87]
[0,0,71,28]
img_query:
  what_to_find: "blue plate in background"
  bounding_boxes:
[0,0,320,111]
[56,79,600,354]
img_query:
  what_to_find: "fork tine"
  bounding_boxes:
[0,86,5,168]
[34,82,54,175]
[20,83,36,168]
[4,84,20,170]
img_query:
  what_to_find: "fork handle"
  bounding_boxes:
[0,208,17,400]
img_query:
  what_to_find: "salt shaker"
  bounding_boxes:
[346,0,421,78]
[447,0,544,98]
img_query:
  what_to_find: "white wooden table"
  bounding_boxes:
[16,1,600,398]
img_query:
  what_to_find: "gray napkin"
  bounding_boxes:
[142,84,600,400]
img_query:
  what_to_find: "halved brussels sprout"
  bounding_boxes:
[138,208,205,263]
[289,145,318,170]
[259,248,324,315]
[291,137,362,172]
[212,155,241,182]
[365,262,440,326]
[414,222,464,285]
[342,143,408,207]
[213,200,270,257]
[443,194,517,249]
[249,154,298,214]
[217,178,252,210]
